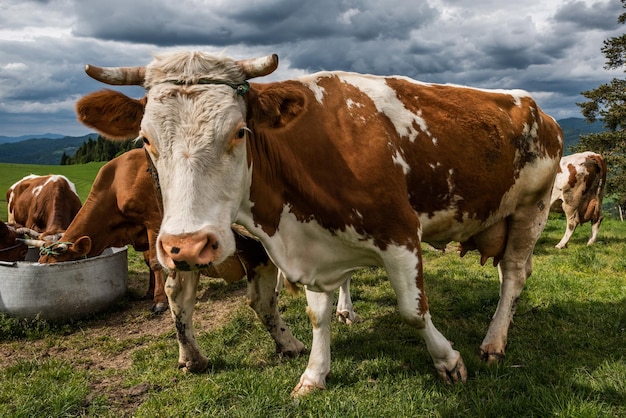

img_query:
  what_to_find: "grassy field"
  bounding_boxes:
[0,162,624,417]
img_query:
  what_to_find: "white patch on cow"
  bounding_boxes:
[301,76,328,104]
[236,204,381,292]
[432,137,438,146]
[338,73,427,143]
[392,149,410,175]
[31,185,44,197]
[8,174,39,191]
[429,162,441,170]
[523,121,539,139]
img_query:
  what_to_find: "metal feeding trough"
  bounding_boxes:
[0,247,128,321]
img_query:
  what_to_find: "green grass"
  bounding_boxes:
[0,162,624,417]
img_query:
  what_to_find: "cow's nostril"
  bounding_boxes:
[171,247,180,254]
[211,242,219,250]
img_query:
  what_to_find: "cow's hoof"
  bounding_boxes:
[437,356,467,385]
[276,339,307,357]
[336,310,361,325]
[290,381,325,398]
[479,349,506,364]
[178,357,209,374]
[151,302,169,314]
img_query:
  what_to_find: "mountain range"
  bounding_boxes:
[0,118,606,165]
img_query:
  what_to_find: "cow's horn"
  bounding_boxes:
[84,65,146,85]
[236,54,279,79]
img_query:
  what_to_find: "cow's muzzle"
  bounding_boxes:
[158,230,222,271]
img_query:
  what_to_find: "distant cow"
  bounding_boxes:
[7,174,82,239]
[550,151,607,249]
[0,221,28,262]
[77,51,563,393]
[38,148,305,360]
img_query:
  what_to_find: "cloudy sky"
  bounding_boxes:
[0,0,623,137]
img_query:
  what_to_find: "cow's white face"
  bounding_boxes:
[141,68,250,270]
[79,51,278,270]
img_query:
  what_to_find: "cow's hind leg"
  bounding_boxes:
[336,277,360,324]
[480,199,550,362]
[385,246,466,384]
[587,216,603,246]
[555,207,578,249]
[246,262,306,356]
[165,270,209,373]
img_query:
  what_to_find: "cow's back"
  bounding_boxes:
[8,174,82,235]
[247,75,563,250]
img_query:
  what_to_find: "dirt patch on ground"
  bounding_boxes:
[0,272,249,414]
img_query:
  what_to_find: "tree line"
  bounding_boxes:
[576,0,626,215]
[60,135,141,165]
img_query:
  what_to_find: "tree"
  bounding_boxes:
[576,0,626,211]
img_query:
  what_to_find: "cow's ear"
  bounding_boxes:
[76,89,145,141]
[253,84,306,128]
[71,236,92,257]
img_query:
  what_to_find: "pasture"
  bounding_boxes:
[0,162,624,417]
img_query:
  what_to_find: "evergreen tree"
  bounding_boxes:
[576,0,626,210]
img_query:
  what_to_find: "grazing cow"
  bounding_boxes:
[7,174,82,239]
[0,221,28,262]
[37,149,167,312]
[38,148,305,358]
[76,51,563,394]
[550,151,607,249]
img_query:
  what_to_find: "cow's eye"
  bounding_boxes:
[236,128,246,139]
[142,136,151,146]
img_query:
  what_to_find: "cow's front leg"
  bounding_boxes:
[336,277,360,324]
[291,288,333,397]
[247,263,306,356]
[165,270,208,373]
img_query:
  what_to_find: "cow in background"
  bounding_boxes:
[37,149,167,312]
[76,51,563,393]
[0,221,28,262]
[7,174,82,240]
[550,151,607,249]
[38,149,306,359]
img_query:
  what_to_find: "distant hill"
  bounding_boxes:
[0,134,97,165]
[558,117,605,154]
[0,118,608,165]
[0,133,66,144]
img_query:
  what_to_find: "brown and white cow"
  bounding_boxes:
[36,149,167,312]
[77,51,563,394]
[0,221,28,262]
[550,151,606,249]
[7,174,82,239]
[38,148,305,358]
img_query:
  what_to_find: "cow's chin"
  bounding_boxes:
[157,227,235,272]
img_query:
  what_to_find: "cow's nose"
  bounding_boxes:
[158,231,220,270]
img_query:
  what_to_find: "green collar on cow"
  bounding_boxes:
[164,79,250,96]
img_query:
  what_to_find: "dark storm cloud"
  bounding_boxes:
[554,0,623,30]
[72,0,438,46]
[1,0,624,135]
